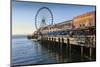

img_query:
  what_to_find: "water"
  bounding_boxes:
[12,35,92,66]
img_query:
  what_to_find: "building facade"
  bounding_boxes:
[73,11,96,29]
[40,20,72,34]
[37,11,96,35]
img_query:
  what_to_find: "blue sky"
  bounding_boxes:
[12,0,95,35]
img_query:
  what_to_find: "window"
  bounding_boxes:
[80,24,81,27]
[83,24,85,27]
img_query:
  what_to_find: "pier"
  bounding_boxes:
[40,34,95,59]
[28,11,96,60]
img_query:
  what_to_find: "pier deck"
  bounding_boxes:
[41,35,96,48]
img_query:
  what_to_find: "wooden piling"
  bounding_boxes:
[67,38,71,61]
[89,47,92,60]
[81,46,83,57]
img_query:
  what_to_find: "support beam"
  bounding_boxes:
[81,46,83,57]
[89,47,92,60]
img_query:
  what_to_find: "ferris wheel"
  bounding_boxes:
[35,7,53,30]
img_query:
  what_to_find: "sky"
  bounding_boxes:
[12,0,95,35]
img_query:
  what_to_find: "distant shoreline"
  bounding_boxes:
[12,35,27,38]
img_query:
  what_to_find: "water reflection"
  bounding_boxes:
[12,37,95,66]
[38,41,82,63]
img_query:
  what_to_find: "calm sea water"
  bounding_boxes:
[12,35,90,66]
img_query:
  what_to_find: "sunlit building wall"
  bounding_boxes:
[73,11,96,29]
